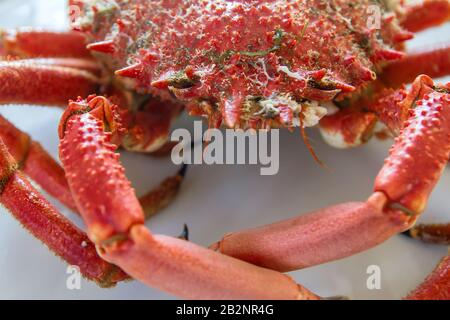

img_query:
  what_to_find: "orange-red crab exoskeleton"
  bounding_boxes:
[0,0,450,299]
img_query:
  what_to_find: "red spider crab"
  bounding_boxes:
[0,0,450,299]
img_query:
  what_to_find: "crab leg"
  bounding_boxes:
[121,98,183,153]
[0,60,178,153]
[323,43,450,143]
[0,61,100,106]
[380,44,450,88]
[406,254,450,300]
[0,115,77,211]
[140,165,187,219]
[211,193,407,271]
[17,58,102,75]
[0,65,183,215]
[0,139,128,287]
[0,111,186,217]
[400,0,450,33]
[407,223,450,244]
[58,95,319,300]
[0,28,90,58]
[211,76,450,298]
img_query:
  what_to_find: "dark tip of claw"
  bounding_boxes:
[178,164,188,177]
[401,230,413,239]
[178,224,189,241]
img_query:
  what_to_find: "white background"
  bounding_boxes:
[0,0,449,299]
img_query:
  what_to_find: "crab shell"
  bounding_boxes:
[74,0,411,129]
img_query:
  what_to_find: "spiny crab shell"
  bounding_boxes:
[74,0,409,129]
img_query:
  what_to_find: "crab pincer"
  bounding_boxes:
[212,76,450,299]
[58,95,321,299]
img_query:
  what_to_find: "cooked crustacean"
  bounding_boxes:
[0,0,449,299]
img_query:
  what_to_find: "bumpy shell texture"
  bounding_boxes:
[74,0,409,129]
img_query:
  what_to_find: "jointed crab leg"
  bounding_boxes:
[0,112,186,217]
[320,43,450,148]
[58,95,319,300]
[17,58,102,75]
[211,193,407,271]
[0,57,180,152]
[0,139,127,287]
[0,115,77,211]
[0,61,100,106]
[211,76,450,298]
[380,44,450,89]
[320,10,450,148]
[406,254,450,300]
[140,165,187,219]
[0,28,90,58]
[400,0,450,33]
[407,223,450,244]
[0,59,184,215]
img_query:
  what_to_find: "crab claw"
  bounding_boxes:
[319,109,378,149]
[58,95,322,300]
[122,98,182,153]
[211,193,407,271]
[211,76,450,299]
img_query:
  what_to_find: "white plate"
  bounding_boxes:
[0,0,449,300]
